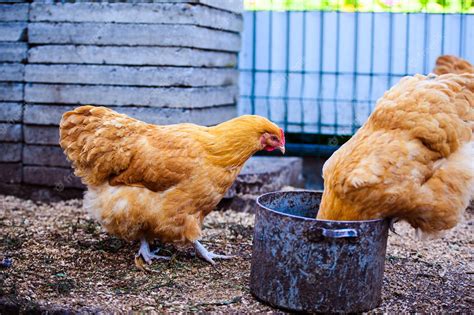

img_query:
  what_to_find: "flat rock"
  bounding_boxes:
[25,64,238,87]
[0,22,26,42]
[28,45,237,68]
[218,156,304,212]
[0,83,23,102]
[25,84,238,108]
[0,4,28,22]
[0,43,27,62]
[28,22,241,52]
[30,3,242,32]
[0,102,22,122]
[24,104,237,126]
[0,63,24,82]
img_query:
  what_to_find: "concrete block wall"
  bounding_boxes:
[0,1,27,188]
[0,1,242,200]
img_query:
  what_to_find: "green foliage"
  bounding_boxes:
[244,0,474,13]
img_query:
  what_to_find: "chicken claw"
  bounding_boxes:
[136,239,170,264]
[193,240,233,265]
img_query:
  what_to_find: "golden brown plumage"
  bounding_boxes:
[433,55,474,75]
[60,106,284,263]
[317,57,474,234]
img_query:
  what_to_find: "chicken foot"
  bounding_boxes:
[136,239,171,264]
[193,240,233,265]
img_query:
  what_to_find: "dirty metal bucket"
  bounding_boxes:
[250,191,389,313]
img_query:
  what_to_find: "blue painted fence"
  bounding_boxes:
[239,11,474,136]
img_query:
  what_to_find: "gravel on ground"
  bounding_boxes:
[0,194,472,313]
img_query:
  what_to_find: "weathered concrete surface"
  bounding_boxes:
[23,166,84,189]
[24,104,237,126]
[26,65,238,87]
[28,45,237,68]
[0,123,21,142]
[24,125,59,145]
[23,145,70,168]
[0,143,21,162]
[0,4,28,21]
[0,83,23,102]
[31,0,242,14]
[0,102,22,122]
[217,157,304,212]
[0,22,26,42]
[30,3,242,32]
[25,84,238,108]
[29,23,241,52]
[0,163,21,184]
[23,105,75,125]
[0,43,27,62]
[196,0,242,13]
[0,63,24,82]
[0,182,84,202]
[0,1,243,195]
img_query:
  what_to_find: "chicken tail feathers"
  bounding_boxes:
[433,55,474,75]
[59,105,136,186]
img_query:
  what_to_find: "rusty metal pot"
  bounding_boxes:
[250,190,389,313]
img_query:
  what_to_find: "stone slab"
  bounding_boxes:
[0,102,22,122]
[218,156,304,212]
[30,3,242,32]
[0,22,26,42]
[0,43,27,62]
[26,64,238,87]
[24,104,237,126]
[0,182,84,202]
[25,84,238,108]
[24,125,59,145]
[23,144,70,167]
[0,83,23,101]
[0,63,24,81]
[0,142,21,162]
[0,162,21,184]
[29,23,241,52]
[0,123,21,142]
[27,45,237,68]
[23,165,84,189]
[0,4,28,22]
[194,0,242,13]
[32,0,242,14]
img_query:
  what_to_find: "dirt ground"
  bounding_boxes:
[0,194,472,313]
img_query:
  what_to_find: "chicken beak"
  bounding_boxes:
[278,146,286,154]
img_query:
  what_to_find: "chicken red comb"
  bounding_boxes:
[280,128,285,145]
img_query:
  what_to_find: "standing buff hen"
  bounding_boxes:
[60,106,285,264]
[317,56,474,234]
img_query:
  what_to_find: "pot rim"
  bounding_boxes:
[256,190,386,224]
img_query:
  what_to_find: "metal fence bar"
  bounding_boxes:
[283,11,290,131]
[265,9,273,119]
[250,11,257,115]
[423,13,430,73]
[351,2,359,134]
[317,10,324,135]
[459,1,465,56]
[332,6,341,135]
[367,5,376,115]
[299,10,307,137]
[239,4,474,156]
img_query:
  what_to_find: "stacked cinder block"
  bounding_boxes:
[0,1,242,200]
[0,2,28,187]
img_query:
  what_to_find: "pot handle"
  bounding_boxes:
[321,228,358,238]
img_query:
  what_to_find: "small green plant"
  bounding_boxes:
[244,0,474,13]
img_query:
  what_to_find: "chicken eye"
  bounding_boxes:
[271,136,278,142]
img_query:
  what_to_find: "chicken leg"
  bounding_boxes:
[193,240,233,265]
[136,239,170,264]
